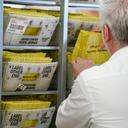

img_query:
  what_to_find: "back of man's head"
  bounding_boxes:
[100,0,128,45]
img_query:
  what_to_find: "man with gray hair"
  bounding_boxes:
[56,0,128,128]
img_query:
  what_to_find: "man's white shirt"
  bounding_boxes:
[56,46,128,128]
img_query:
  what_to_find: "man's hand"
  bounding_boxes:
[71,58,94,79]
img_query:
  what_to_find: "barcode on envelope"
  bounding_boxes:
[10,24,24,30]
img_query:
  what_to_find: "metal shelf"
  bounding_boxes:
[2,90,58,96]
[4,4,60,11]
[4,0,57,5]
[3,45,59,50]
[0,0,3,126]
[69,2,99,8]
[4,1,99,12]
[69,2,99,11]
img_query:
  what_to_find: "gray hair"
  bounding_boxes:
[99,0,128,45]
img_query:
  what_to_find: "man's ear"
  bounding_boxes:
[102,24,112,42]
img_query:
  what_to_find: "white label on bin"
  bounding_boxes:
[6,17,30,35]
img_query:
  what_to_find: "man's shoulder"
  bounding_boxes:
[77,61,115,82]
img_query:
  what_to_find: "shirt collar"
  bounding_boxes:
[109,46,128,61]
